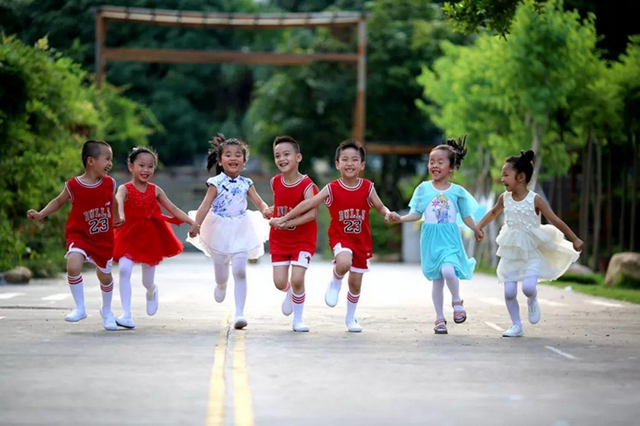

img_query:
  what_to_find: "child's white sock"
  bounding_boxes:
[232,254,248,318]
[504,281,522,326]
[292,291,305,323]
[432,279,445,319]
[325,266,344,307]
[100,280,114,314]
[345,291,360,324]
[65,274,86,322]
[118,257,134,318]
[442,265,463,311]
[281,282,293,316]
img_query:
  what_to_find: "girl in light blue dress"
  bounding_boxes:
[390,136,478,334]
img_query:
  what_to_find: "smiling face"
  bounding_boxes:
[274,142,302,174]
[129,152,156,183]
[428,149,453,183]
[501,162,525,192]
[219,144,246,177]
[335,147,365,179]
[88,145,113,178]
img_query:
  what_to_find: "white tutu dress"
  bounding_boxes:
[496,191,579,283]
[187,173,269,259]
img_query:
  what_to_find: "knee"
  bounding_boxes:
[335,260,351,275]
[522,280,537,298]
[504,287,517,300]
[273,277,288,291]
[232,266,247,281]
[441,265,457,282]
[97,271,113,285]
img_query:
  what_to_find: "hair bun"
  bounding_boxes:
[210,133,226,147]
[520,149,536,164]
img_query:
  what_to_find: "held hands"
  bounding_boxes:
[262,206,274,220]
[386,212,401,223]
[188,222,200,238]
[475,228,485,242]
[269,217,288,230]
[26,210,42,221]
[572,238,585,252]
[113,215,125,228]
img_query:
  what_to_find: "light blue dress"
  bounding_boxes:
[408,181,478,280]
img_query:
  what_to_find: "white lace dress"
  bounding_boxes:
[496,191,579,283]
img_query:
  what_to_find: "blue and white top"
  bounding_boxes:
[206,173,253,218]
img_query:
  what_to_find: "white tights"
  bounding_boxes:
[118,257,156,317]
[432,265,462,320]
[212,253,248,317]
[504,276,538,325]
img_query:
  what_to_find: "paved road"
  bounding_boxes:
[1,253,639,425]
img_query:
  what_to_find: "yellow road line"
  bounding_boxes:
[233,331,255,426]
[206,313,230,426]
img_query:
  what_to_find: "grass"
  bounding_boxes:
[543,280,640,304]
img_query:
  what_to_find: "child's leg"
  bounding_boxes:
[504,281,521,325]
[432,278,445,320]
[97,268,116,331]
[442,265,466,323]
[290,265,308,329]
[212,253,230,303]
[118,257,134,319]
[522,275,541,324]
[326,251,351,307]
[273,265,293,316]
[65,252,87,322]
[231,252,248,327]
[345,271,363,331]
[141,263,158,316]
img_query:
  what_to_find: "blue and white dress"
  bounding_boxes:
[408,181,478,280]
[187,173,269,259]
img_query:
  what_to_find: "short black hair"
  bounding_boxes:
[505,150,536,183]
[81,140,111,167]
[128,146,158,164]
[273,135,300,153]
[335,139,366,162]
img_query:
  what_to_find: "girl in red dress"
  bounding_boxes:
[113,147,198,328]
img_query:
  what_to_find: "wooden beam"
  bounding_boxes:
[103,48,359,65]
[98,6,365,29]
[95,11,106,88]
[364,144,432,155]
[352,19,367,145]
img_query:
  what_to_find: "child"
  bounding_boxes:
[475,150,583,337]
[113,147,199,329]
[271,139,394,332]
[269,136,318,332]
[389,136,478,335]
[27,140,122,331]
[187,134,271,330]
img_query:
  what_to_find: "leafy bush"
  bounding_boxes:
[555,273,602,285]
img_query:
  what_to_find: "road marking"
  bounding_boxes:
[0,316,5,320]
[538,299,566,307]
[233,332,255,426]
[0,293,25,300]
[588,300,622,308]
[478,297,504,306]
[485,322,504,332]
[206,313,230,426]
[545,346,579,360]
[41,293,70,301]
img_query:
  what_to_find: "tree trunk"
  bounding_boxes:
[619,142,627,252]
[592,136,602,272]
[606,149,613,257]
[530,122,544,190]
[630,132,638,251]
[579,130,592,265]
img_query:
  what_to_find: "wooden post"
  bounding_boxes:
[353,18,367,145]
[95,11,106,88]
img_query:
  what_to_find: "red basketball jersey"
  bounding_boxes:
[325,178,374,253]
[270,174,318,255]
[64,176,116,268]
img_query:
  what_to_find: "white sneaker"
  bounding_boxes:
[214,284,227,303]
[115,315,136,329]
[502,324,524,337]
[234,316,248,330]
[281,289,293,316]
[346,319,363,333]
[292,321,310,332]
[146,285,159,316]
[100,308,117,331]
[325,281,341,308]
[528,297,541,324]
[64,308,87,322]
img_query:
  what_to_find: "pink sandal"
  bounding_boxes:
[452,300,467,324]
[434,318,448,334]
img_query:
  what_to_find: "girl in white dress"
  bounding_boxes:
[188,134,271,329]
[475,150,584,337]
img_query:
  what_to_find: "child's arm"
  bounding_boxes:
[270,186,329,228]
[114,185,128,228]
[368,186,394,222]
[156,186,199,236]
[534,195,585,252]
[275,186,318,229]
[461,216,477,231]
[389,212,421,223]
[193,186,218,236]
[247,185,271,218]
[26,187,70,221]
[475,194,504,241]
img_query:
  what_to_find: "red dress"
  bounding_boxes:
[114,182,183,266]
[269,174,318,264]
[325,178,374,271]
[65,176,116,269]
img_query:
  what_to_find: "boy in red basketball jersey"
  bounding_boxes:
[271,139,394,332]
[27,140,122,331]
[269,136,318,332]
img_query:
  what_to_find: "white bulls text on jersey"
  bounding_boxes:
[339,208,366,234]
